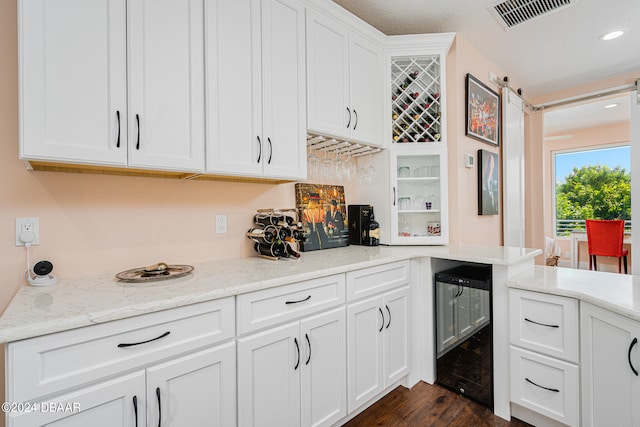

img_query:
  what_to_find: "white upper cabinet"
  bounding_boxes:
[19,0,128,166]
[306,9,383,147]
[127,0,205,172]
[19,0,205,173]
[206,0,306,180]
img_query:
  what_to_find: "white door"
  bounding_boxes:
[300,308,347,427]
[348,33,383,146]
[19,0,127,166]
[146,343,236,427]
[205,0,263,177]
[502,88,525,247]
[581,302,640,427]
[306,10,350,139]
[7,371,144,427]
[383,286,410,385]
[128,0,205,172]
[347,296,384,412]
[260,0,306,179]
[237,322,301,427]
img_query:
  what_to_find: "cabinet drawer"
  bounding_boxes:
[8,298,234,402]
[237,274,345,335]
[346,261,410,302]
[509,289,579,363]
[510,346,579,427]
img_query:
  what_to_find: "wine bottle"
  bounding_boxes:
[254,212,282,226]
[254,242,286,258]
[283,242,301,258]
[246,227,277,244]
[362,211,380,246]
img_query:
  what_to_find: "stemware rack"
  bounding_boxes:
[306,133,382,157]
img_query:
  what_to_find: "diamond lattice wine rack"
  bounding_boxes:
[391,56,442,143]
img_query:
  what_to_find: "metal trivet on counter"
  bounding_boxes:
[115,264,194,283]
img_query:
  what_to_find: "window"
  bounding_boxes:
[554,145,631,236]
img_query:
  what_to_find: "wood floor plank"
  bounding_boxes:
[343,382,532,426]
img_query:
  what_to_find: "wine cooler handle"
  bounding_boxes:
[285,295,311,305]
[135,114,140,150]
[305,333,311,365]
[294,337,300,370]
[156,387,161,427]
[116,110,121,148]
[524,318,560,328]
[629,337,638,376]
[117,331,170,348]
[525,377,559,393]
[353,109,358,130]
[346,107,351,128]
[133,395,138,427]
[378,307,384,332]
[385,305,391,329]
[257,136,262,163]
[267,137,273,164]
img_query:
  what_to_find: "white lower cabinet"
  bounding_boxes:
[347,286,410,412]
[581,302,640,427]
[237,307,346,427]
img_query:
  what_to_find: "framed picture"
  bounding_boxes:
[478,149,499,215]
[295,183,349,251]
[466,73,500,146]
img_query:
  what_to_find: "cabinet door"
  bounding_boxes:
[128,0,205,172]
[300,308,347,427]
[383,286,410,385]
[260,0,306,179]
[306,10,350,139]
[347,296,384,412]
[19,0,127,166]
[146,343,236,427]
[348,33,382,146]
[238,322,301,427]
[581,303,640,427]
[7,371,144,427]
[205,0,263,177]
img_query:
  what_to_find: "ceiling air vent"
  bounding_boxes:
[489,0,578,30]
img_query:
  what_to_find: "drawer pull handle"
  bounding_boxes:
[385,304,391,329]
[294,337,300,370]
[378,307,384,332]
[305,333,311,365]
[525,377,559,393]
[156,387,161,427]
[117,331,171,348]
[285,295,311,305]
[524,318,559,328]
[629,337,639,376]
[133,395,138,427]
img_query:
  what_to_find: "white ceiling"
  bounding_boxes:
[332,0,640,100]
[543,93,630,136]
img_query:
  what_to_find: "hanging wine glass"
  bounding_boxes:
[307,148,320,181]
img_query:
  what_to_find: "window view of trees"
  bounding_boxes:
[554,146,631,236]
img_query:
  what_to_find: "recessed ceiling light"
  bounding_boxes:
[600,30,625,41]
[604,103,620,109]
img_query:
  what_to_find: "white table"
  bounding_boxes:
[570,231,632,269]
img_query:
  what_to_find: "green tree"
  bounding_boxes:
[556,165,631,225]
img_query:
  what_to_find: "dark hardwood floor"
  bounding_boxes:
[343,382,532,427]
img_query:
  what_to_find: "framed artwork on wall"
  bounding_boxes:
[478,149,499,215]
[466,73,500,146]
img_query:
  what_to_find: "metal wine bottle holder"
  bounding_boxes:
[246,208,305,260]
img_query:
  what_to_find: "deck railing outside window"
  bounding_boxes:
[556,219,632,236]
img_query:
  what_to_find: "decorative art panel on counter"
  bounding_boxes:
[295,184,349,251]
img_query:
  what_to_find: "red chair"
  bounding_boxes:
[585,219,628,274]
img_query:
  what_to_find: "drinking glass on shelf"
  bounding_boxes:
[398,197,411,211]
[398,166,410,178]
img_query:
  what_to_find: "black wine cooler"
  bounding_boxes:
[435,264,493,409]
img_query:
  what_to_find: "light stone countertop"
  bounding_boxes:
[0,244,541,343]
[508,265,640,322]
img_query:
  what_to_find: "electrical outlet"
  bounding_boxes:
[216,215,228,234]
[16,217,40,246]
